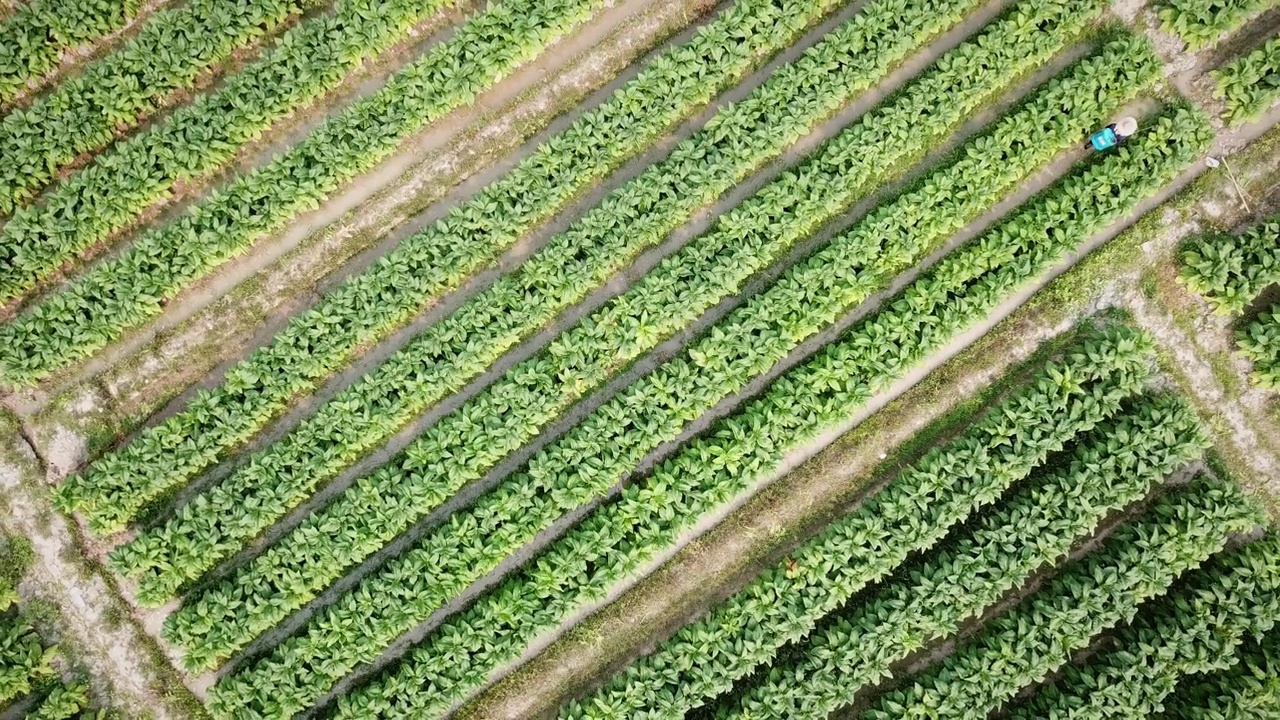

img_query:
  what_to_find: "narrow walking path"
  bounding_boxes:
[0,420,198,717]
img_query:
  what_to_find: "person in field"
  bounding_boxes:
[1086,116,1139,150]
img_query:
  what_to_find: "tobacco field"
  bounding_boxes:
[0,0,1278,718]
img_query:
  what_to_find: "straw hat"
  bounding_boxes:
[1115,117,1138,136]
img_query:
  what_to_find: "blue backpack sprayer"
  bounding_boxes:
[1088,116,1138,151]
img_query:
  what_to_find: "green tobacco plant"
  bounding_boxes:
[160,7,1145,672]
[1154,0,1270,49]
[67,0,911,532]
[0,0,604,375]
[326,332,1156,720]
[215,106,1212,719]
[0,0,327,214]
[1213,35,1280,126]
[1180,216,1280,314]
[859,475,1265,720]
[0,0,141,103]
[0,613,56,706]
[28,681,93,720]
[1007,533,1280,719]
[57,0,863,539]
[717,394,1206,720]
[125,0,1120,612]
[0,0,464,304]
[568,377,1178,719]
[1160,625,1280,719]
[1237,304,1280,389]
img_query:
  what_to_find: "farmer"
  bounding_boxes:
[1086,116,1138,151]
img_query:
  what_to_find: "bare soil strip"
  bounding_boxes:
[0,0,173,115]
[12,0,708,478]
[453,107,1280,720]
[2,0,340,221]
[0,423,197,719]
[10,0,652,372]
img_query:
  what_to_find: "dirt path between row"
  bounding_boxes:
[1122,288,1280,492]
[0,0,174,116]
[180,0,1019,636]
[0,427,196,720]
[17,0,653,391]
[14,0,709,472]
[455,89,1280,720]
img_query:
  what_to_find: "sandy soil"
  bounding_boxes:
[0,431,195,719]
